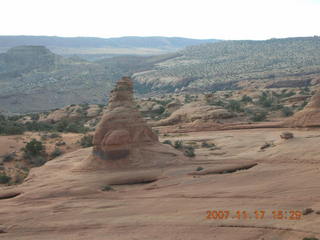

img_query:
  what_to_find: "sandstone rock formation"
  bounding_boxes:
[285,90,320,127]
[153,102,234,127]
[80,77,186,170]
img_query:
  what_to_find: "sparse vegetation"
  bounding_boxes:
[173,140,183,149]
[101,185,114,191]
[2,153,16,162]
[79,135,93,148]
[201,141,215,148]
[184,146,195,157]
[241,95,253,103]
[162,140,172,145]
[227,100,243,112]
[0,173,11,184]
[0,116,25,135]
[302,208,314,215]
[50,148,63,159]
[22,139,47,166]
[196,166,204,171]
[281,107,294,117]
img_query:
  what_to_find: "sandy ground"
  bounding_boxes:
[1,128,320,240]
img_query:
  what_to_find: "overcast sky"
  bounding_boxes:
[1,0,320,40]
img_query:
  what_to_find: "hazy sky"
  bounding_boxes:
[1,0,320,40]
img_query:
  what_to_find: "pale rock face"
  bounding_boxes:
[154,102,234,126]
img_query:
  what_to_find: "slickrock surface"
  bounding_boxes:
[285,90,320,127]
[1,128,320,240]
[153,102,234,127]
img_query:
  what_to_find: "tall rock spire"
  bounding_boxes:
[79,76,185,170]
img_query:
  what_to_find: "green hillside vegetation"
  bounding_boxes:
[132,37,320,91]
[1,37,320,113]
[0,46,171,113]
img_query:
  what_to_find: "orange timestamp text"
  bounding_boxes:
[206,210,302,220]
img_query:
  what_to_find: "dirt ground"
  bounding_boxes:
[1,128,320,240]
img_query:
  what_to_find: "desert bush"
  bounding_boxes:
[24,121,55,132]
[303,237,319,240]
[0,120,25,135]
[3,153,16,162]
[241,95,253,103]
[282,107,294,117]
[298,101,308,110]
[29,113,40,121]
[184,146,195,157]
[250,111,267,122]
[49,132,61,138]
[196,166,204,171]
[227,100,243,112]
[50,148,63,159]
[23,139,45,156]
[79,135,93,148]
[101,185,114,191]
[258,92,273,108]
[55,120,88,133]
[29,155,46,167]
[173,140,183,149]
[201,141,215,148]
[56,141,66,146]
[0,173,11,184]
[162,140,172,145]
[302,208,314,215]
[206,99,225,107]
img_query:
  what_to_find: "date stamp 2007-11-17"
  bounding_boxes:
[206,210,302,220]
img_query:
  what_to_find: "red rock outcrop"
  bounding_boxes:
[284,90,320,127]
[80,77,186,170]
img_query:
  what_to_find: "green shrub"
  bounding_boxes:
[29,155,46,167]
[56,141,66,146]
[282,107,294,117]
[30,113,40,121]
[162,140,172,145]
[303,238,319,240]
[101,185,114,191]
[50,148,63,158]
[250,112,267,122]
[207,99,225,107]
[241,95,253,103]
[196,166,203,171]
[174,140,183,149]
[24,121,55,132]
[79,135,93,148]
[184,146,195,157]
[299,101,308,110]
[0,173,11,184]
[23,139,45,157]
[0,120,25,135]
[201,141,215,148]
[2,153,16,162]
[49,133,61,138]
[227,100,243,112]
[55,120,88,133]
[258,92,273,108]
